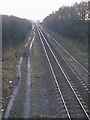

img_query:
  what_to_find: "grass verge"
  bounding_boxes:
[2,31,32,114]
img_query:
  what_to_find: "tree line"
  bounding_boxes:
[43,1,88,49]
[2,15,32,48]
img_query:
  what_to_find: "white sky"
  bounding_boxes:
[0,0,83,21]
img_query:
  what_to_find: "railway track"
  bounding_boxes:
[39,26,90,105]
[40,26,88,72]
[40,26,90,85]
[36,25,90,119]
[49,38,90,89]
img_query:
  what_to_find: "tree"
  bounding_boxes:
[43,1,88,48]
[2,15,32,48]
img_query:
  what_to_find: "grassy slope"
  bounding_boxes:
[2,31,32,113]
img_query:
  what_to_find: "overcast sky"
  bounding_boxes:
[0,0,84,21]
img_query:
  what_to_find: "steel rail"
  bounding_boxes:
[37,27,71,119]
[38,26,90,120]
[44,35,90,91]
[40,26,89,76]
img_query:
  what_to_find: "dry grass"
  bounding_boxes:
[2,30,33,115]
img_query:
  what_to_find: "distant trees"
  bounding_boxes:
[2,15,32,48]
[43,1,88,48]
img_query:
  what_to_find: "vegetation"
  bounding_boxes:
[43,1,88,52]
[2,15,32,113]
[2,15,32,49]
